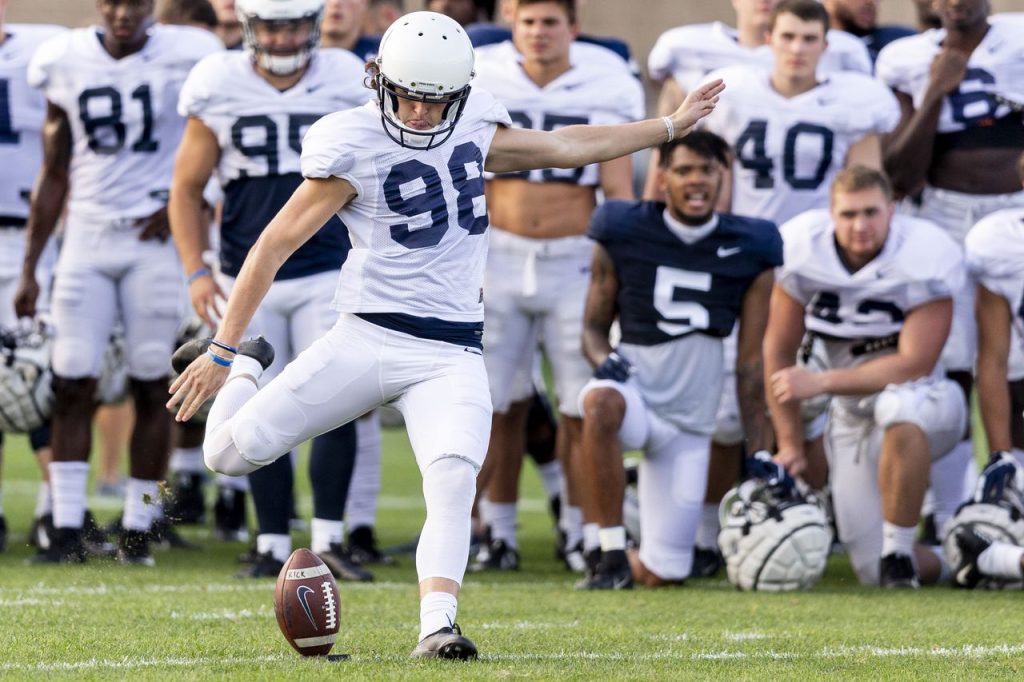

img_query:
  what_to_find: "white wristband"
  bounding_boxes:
[662,116,675,143]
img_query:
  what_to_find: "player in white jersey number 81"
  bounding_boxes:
[166,10,722,660]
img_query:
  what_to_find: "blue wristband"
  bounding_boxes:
[206,349,233,367]
[210,339,237,355]
[187,267,211,285]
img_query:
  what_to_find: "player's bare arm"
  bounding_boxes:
[598,155,635,201]
[169,116,225,328]
[735,269,774,453]
[844,133,884,171]
[883,50,968,195]
[168,175,357,421]
[975,282,1014,452]
[14,101,70,319]
[485,79,724,174]
[762,283,808,474]
[771,297,952,403]
[580,243,619,368]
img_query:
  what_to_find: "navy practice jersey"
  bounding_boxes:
[860,25,915,64]
[349,34,381,62]
[588,200,783,346]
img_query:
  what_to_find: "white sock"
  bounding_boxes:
[49,461,89,529]
[561,504,583,550]
[345,413,382,529]
[881,522,917,557]
[35,482,52,518]
[123,478,159,531]
[311,518,344,554]
[930,441,975,537]
[1012,448,1024,469]
[419,591,458,641]
[256,533,291,562]
[694,503,721,549]
[488,502,517,548]
[582,522,600,553]
[598,526,626,552]
[169,446,205,475]
[216,473,249,492]
[978,541,1024,579]
[535,460,563,499]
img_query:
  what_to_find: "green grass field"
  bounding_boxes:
[0,425,1021,681]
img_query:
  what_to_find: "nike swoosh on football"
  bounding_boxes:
[717,246,742,258]
[296,585,319,629]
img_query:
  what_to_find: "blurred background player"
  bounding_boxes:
[0,0,64,552]
[363,0,402,34]
[577,132,779,589]
[822,0,914,65]
[16,0,221,565]
[428,0,494,27]
[765,167,966,588]
[170,0,372,580]
[157,0,219,28]
[211,0,243,48]
[469,0,643,571]
[877,0,1024,541]
[319,0,379,60]
[691,0,899,572]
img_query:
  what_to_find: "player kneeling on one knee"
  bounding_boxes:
[764,166,968,589]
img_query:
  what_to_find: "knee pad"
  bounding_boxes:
[874,379,967,460]
[127,340,174,381]
[578,378,647,450]
[422,455,478,514]
[203,424,261,476]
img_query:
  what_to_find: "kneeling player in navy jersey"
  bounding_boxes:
[577,131,781,589]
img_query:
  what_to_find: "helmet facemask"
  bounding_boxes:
[239,8,323,76]
[375,72,472,150]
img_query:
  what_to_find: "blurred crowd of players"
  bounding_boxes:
[2,0,1024,594]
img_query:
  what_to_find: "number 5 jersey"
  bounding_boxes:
[28,25,222,222]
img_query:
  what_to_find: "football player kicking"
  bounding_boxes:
[170,0,372,580]
[576,131,779,589]
[16,0,221,565]
[167,10,723,659]
[469,0,644,573]
[765,167,966,588]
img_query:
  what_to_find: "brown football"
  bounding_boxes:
[274,548,341,657]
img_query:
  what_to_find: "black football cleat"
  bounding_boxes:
[319,543,375,582]
[469,539,520,572]
[164,472,207,525]
[83,511,117,558]
[150,517,204,551]
[348,525,396,566]
[213,487,249,542]
[952,527,991,589]
[238,336,275,371]
[171,336,275,374]
[29,527,88,564]
[118,529,156,567]
[0,514,7,552]
[28,513,54,549]
[411,624,478,660]
[691,546,724,578]
[235,551,284,578]
[171,337,211,374]
[878,552,920,589]
[575,549,633,590]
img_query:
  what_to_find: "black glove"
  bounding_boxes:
[593,351,633,383]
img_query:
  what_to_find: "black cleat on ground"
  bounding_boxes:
[348,525,396,566]
[469,539,520,572]
[234,550,283,578]
[28,513,54,549]
[952,527,992,589]
[150,517,204,551]
[171,335,275,374]
[164,472,207,525]
[878,552,920,589]
[691,546,724,578]
[561,540,589,573]
[29,527,88,564]
[213,487,249,542]
[118,529,156,567]
[238,336,275,371]
[319,543,375,582]
[918,513,940,546]
[411,625,478,660]
[0,515,7,552]
[576,549,633,590]
[83,511,117,557]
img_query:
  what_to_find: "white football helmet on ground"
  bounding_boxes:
[237,0,324,76]
[373,11,475,149]
[718,454,832,592]
[0,323,54,433]
[943,452,1024,589]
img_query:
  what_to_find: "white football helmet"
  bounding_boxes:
[718,469,832,592]
[374,11,475,149]
[0,324,54,434]
[943,452,1024,589]
[236,0,324,76]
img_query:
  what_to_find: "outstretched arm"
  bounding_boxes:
[485,79,724,174]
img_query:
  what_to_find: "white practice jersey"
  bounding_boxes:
[779,209,965,343]
[876,20,1024,134]
[178,48,368,184]
[301,90,512,321]
[27,25,221,221]
[0,24,66,220]
[473,40,643,186]
[648,22,871,93]
[966,208,1024,342]
[701,66,900,224]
